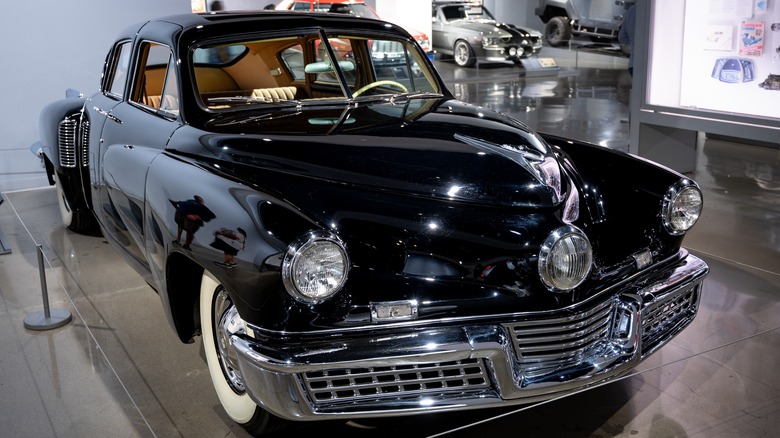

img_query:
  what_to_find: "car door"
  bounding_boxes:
[86,40,131,215]
[96,40,182,269]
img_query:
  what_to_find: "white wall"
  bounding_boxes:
[374,0,432,42]
[0,0,191,192]
[375,0,540,44]
[483,0,540,28]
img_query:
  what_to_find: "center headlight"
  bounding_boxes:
[282,230,349,304]
[538,225,592,291]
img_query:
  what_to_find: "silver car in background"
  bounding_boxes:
[432,0,544,67]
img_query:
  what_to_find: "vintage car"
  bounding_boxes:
[31,10,708,436]
[432,0,544,67]
[275,0,433,59]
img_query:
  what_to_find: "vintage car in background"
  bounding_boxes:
[31,10,708,436]
[275,0,433,59]
[432,0,544,67]
[535,0,635,50]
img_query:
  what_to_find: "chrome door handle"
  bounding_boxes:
[92,106,122,124]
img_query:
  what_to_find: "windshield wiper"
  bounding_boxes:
[353,91,444,104]
[207,96,301,106]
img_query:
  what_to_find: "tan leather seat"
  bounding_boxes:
[250,87,297,101]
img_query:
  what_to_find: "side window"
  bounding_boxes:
[160,55,180,114]
[314,38,356,87]
[281,44,305,80]
[371,39,428,92]
[132,42,179,114]
[106,42,131,97]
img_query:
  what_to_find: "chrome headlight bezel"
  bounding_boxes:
[281,230,350,304]
[538,225,593,291]
[482,37,502,47]
[662,179,703,235]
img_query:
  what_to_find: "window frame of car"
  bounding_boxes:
[103,40,133,100]
[127,40,180,118]
[186,27,442,114]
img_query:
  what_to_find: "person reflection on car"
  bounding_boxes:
[169,195,216,250]
[211,227,247,269]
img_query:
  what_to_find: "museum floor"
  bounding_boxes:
[1,46,779,438]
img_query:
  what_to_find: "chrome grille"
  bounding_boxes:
[58,116,78,168]
[641,283,700,352]
[504,299,614,374]
[302,358,490,404]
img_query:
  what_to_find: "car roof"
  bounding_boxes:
[129,10,408,45]
[278,0,366,4]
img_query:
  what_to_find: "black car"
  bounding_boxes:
[31,10,708,436]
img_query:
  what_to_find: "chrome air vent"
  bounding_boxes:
[57,114,89,168]
[58,115,79,168]
[80,117,90,167]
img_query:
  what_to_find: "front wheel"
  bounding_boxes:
[545,16,572,47]
[453,40,476,67]
[200,271,287,436]
[54,172,96,234]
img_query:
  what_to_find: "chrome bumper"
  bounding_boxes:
[232,252,708,421]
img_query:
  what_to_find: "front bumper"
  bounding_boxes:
[232,251,708,421]
[482,40,543,62]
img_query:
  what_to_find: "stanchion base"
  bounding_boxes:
[23,308,72,331]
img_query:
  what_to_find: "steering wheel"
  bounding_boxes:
[352,80,408,97]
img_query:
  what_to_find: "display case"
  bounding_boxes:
[630,0,780,172]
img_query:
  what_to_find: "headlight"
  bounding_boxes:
[538,225,592,291]
[662,179,703,235]
[282,230,349,304]
[483,37,501,47]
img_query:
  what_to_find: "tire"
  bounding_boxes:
[54,172,96,234]
[453,40,476,67]
[200,271,287,436]
[545,16,572,47]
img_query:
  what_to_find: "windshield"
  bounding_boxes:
[441,4,495,21]
[192,31,441,111]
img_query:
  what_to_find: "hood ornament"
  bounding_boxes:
[455,133,562,203]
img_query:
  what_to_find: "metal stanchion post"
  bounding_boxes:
[0,195,11,255]
[23,244,72,330]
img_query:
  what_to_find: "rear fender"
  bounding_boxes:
[36,91,87,172]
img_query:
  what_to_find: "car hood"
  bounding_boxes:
[447,19,541,38]
[173,98,566,209]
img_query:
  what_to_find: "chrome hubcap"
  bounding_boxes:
[213,288,246,393]
[455,45,468,65]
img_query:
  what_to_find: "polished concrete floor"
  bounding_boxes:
[2,46,780,437]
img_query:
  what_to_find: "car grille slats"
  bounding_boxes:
[58,116,78,168]
[57,114,89,168]
[302,358,489,403]
[297,282,702,407]
[641,283,700,353]
[505,300,613,367]
[80,118,90,167]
